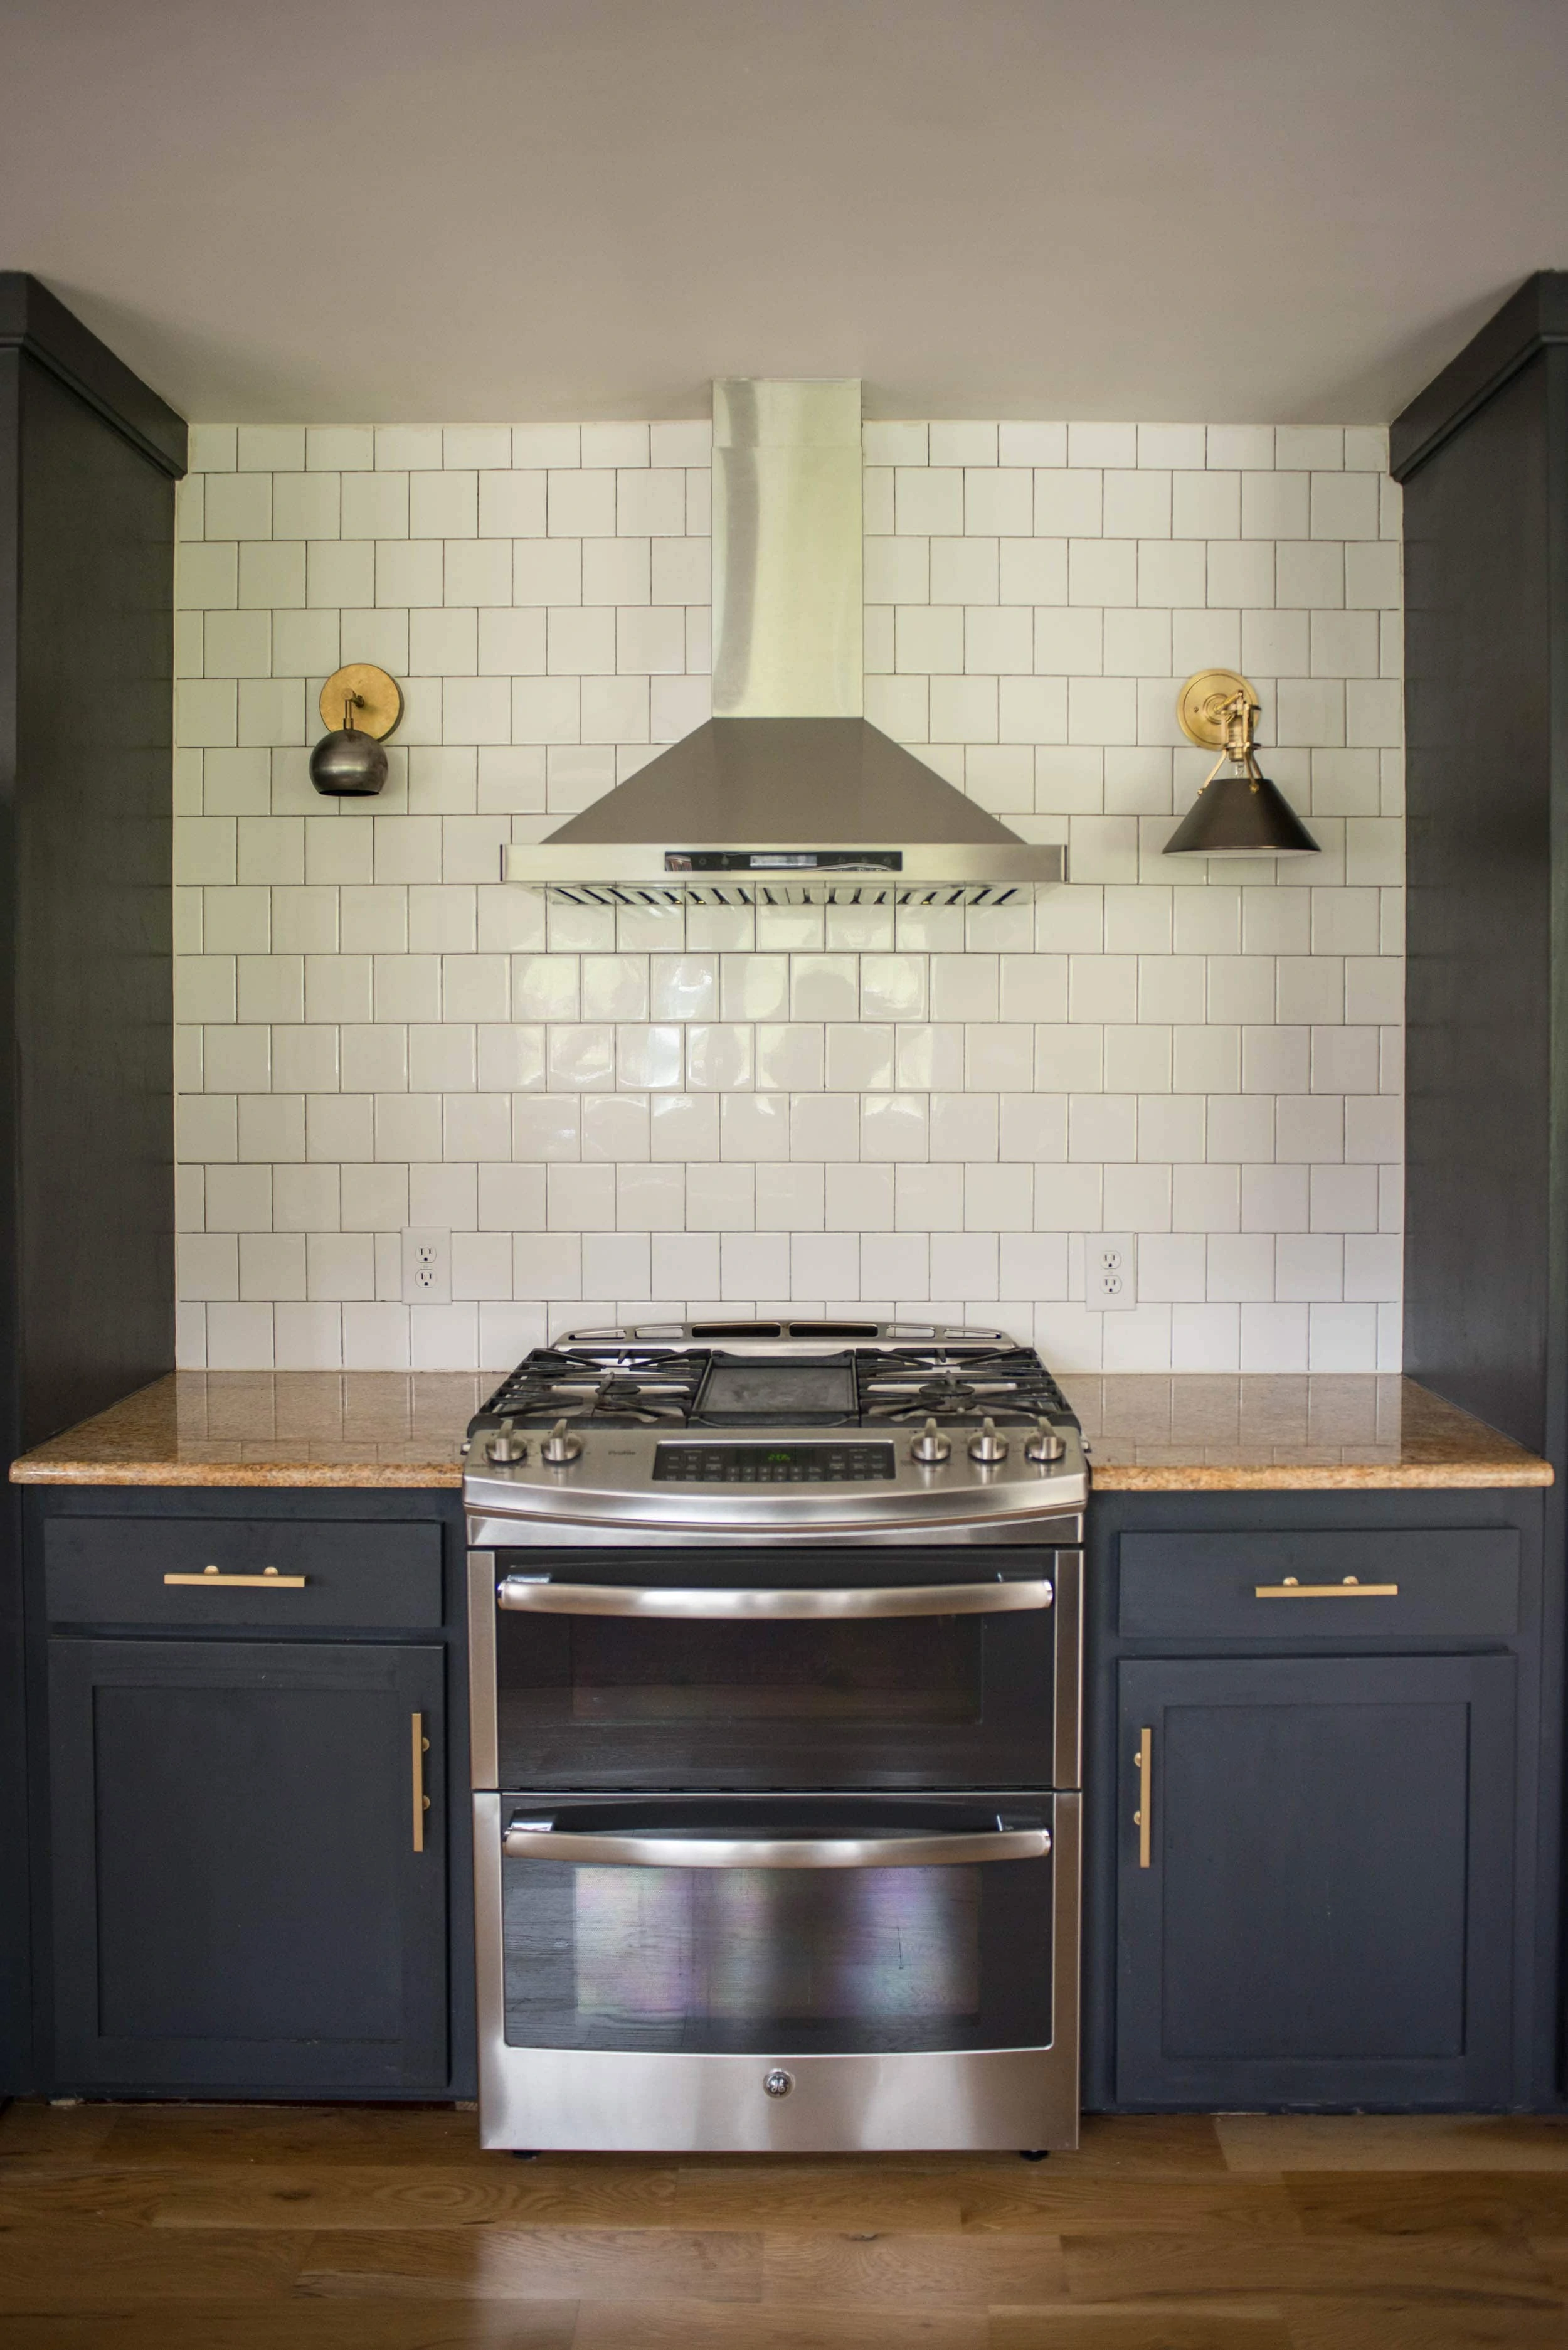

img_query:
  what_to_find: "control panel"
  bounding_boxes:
[652,1442,898,1484]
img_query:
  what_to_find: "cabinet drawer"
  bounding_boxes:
[45,1519,443,1629]
[1118,1529,1520,1639]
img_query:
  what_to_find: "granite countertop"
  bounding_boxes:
[8,1370,1552,1491]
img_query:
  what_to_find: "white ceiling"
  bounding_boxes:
[6,0,1568,426]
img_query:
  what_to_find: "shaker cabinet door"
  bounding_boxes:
[1115,1653,1516,2109]
[48,1639,448,2093]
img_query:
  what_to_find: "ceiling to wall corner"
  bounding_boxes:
[6,0,1567,426]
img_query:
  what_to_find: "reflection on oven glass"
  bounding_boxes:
[572,1868,980,2024]
[502,1849,1051,2055]
[559,1616,983,1728]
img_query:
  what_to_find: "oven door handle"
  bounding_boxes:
[501,1823,1051,1868]
[495,1576,1053,1619]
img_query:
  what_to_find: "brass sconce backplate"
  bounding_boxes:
[1176,669,1261,750]
[320,663,403,741]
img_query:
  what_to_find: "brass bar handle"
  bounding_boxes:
[1254,1576,1399,1598]
[164,1565,307,1588]
[1134,1726,1152,1869]
[411,1713,430,1853]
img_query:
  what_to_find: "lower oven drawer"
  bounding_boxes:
[471,1545,1081,1794]
[472,1790,1080,2152]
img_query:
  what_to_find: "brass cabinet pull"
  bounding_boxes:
[1254,1575,1399,1598]
[411,1712,431,1853]
[1133,1726,1152,1869]
[164,1564,307,1588]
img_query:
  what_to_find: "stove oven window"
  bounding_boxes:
[501,1811,1053,2057]
[502,1612,985,1731]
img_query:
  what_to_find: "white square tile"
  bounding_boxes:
[965,469,1032,534]
[410,471,478,538]
[618,469,685,536]
[1103,470,1170,538]
[1069,540,1137,607]
[1067,423,1136,467]
[997,423,1065,465]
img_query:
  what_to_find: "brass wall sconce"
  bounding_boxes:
[309,663,404,797]
[1164,669,1319,856]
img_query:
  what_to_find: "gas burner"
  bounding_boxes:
[864,1377,1015,1423]
[475,1345,709,1432]
[854,1345,1071,1428]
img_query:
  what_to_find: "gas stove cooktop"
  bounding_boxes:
[462,1321,1086,1541]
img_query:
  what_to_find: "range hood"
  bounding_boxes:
[504,379,1066,908]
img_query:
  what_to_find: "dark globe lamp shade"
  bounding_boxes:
[1163,768,1320,857]
[309,724,389,797]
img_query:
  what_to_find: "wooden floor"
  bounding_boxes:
[3,2103,1568,2346]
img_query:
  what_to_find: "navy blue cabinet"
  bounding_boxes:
[26,1487,474,2101]
[1115,1651,1516,2108]
[1084,1487,1554,2113]
[48,1637,449,2094]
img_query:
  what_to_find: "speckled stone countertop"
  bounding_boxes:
[8,1371,1552,1491]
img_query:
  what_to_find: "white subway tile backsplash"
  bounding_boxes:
[178,413,1402,1368]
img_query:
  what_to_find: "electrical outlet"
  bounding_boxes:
[401,1230,450,1305]
[1088,1233,1136,1311]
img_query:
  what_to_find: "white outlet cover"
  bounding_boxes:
[401,1228,451,1306]
[1088,1231,1136,1311]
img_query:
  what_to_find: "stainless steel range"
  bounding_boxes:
[464,1319,1084,2156]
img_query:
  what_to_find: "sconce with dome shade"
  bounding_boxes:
[309,662,403,797]
[1163,669,1319,857]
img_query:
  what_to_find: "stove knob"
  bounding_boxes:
[486,1417,526,1467]
[967,1416,1009,1465]
[909,1415,952,1466]
[540,1417,584,1467]
[1024,1418,1067,1465]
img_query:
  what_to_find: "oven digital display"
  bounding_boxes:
[653,1443,897,1483]
[698,1361,857,1416]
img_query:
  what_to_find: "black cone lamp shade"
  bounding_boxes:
[1164,767,1320,856]
[1164,670,1319,858]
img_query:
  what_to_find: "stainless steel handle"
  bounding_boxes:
[501,1824,1051,1869]
[496,1576,1052,1619]
[1255,1576,1399,1598]
[164,1565,306,1588]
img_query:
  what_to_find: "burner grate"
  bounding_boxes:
[854,1346,1072,1428]
[475,1346,710,1429]
[468,1335,1074,1442]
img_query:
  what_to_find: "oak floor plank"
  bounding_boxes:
[958,2174,1301,2236]
[93,2102,491,2168]
[988,2311,1292,2349]
[1278,2297,1568,2349]
[0,2102,119,2163]
[0,2167,175,2225]
[295,2225,763,2302]
[1285,2170,1568,2239]
[0,2226,309,2309]
[573,2300,987,2348]
[761,2228,1069,2305]
[1217,2115,1568,2173]
[146,2161,682,2230]
[1060,2227,1560,2307]
[0,2309,578,2349]
[1060,2117,1228,2176]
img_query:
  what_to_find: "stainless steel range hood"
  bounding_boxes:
[504,379,1066,909]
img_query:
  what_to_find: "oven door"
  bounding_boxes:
[470,1545,1079,1794]
[473,1790,1079,2152]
